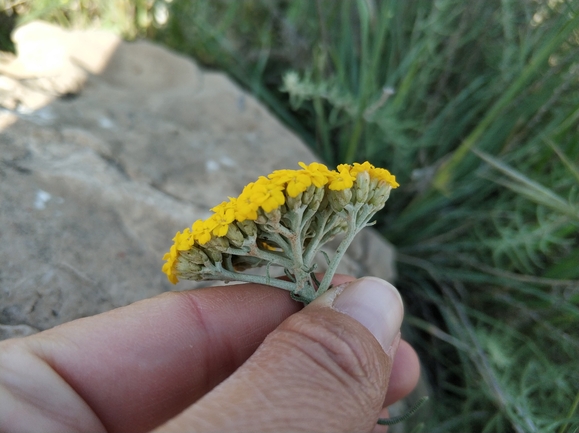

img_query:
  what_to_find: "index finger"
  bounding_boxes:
[19,276,354,432]
[27,284,298,432]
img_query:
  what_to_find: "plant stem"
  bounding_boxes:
[316,204,368,296]
[208,262,296,292]
[226,245,294,269]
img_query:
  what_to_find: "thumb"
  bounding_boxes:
[157,277,404,433]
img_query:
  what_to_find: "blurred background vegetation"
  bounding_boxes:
[2,0,578,431]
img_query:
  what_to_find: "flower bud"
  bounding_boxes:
[201,246,222,263]
[369,183,392,207]
[225,223,245,247]
[181,246,209,265]
[354,171,371,203]
[286,192,303,210]
[328,188,352,212]
[317,193,330,212]
[265,207,282,224]
[308,186,325,212]
[236,220,257,237]
[366,178,380,198]
[255,211,268,224]
[301,185,316,206]
[175,258,203,280]
[206,236,230,252]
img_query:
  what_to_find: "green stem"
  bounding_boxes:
[316,206,361,296]
[300,205,322,236]
[287,209,305,269]
[377,396,429,426]
[208,262,297,292]
[285,205,318,300]
[266,220,294,238]
[316,204,376,297]
[303,212,344,266]
[302,213,330,265]
[226,245,294,269]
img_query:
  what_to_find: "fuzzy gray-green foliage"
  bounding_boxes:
[10,0,579,431]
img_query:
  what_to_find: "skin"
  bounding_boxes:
[0,275,420,433]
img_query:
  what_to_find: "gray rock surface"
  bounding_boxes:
[0,21,396,339]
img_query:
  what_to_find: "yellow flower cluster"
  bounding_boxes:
[162,161,398,284]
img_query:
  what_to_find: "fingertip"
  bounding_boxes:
[314,277,403,354]
[384,339,421,407]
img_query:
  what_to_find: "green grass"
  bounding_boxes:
[5,0,579,431]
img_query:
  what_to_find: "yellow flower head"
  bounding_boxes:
[173,228,194,251]
[370,167,400,188]
[250,177,286,212]
[328,165,355,190]
[235,183,261,222]
[269,169,312,197]
[162,161,398,286]
[208,200,236,236]
[162,244,179,284]
[192,219,212,245]
[298,162,333,188]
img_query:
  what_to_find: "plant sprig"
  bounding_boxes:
[163,161,398,304]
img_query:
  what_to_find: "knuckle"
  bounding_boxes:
[274,309,388,411]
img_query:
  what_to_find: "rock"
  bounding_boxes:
[0,21,396,340]
[0,324,39,339]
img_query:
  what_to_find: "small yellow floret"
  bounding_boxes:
[192,219,212,245]
[173,228,194,251]
[249,177,286,211]
[208,200,236,236]
[370,167,399,188]
[348,161,374,176]
[269,169,312,197]
[328,166,355,190]
[162,244,179,284]
[298,162,333,188]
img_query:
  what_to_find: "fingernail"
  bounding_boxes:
[332,277,403,352]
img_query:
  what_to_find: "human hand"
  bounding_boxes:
[0,275,420,433]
